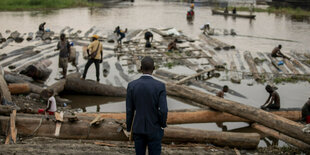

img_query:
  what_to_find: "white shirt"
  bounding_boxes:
[47,96,57,112]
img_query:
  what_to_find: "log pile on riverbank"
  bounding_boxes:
[0,27,310,153]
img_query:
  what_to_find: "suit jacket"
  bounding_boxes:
[126,75,168,134]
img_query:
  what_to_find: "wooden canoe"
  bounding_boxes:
[212,9,256,19]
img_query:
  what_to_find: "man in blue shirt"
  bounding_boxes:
[126,56,168,155]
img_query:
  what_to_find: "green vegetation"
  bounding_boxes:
[273,76,310,84]
[0,0,102,11]
[218,6,310,17]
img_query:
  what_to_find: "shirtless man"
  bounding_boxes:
[216,85,229,98]
[261,85,280,110]
[271,44,290,59]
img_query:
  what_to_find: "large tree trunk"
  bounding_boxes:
[3,72,43,94]
[20,59,52,81]
[8,83,30,95]
[252,123,310,151]
[40,79,66,99]
[0,114,260,149]
[165,83,310,144]
[76,109,301,124]
[64,73,126,97]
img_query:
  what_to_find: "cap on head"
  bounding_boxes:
[141,56,155,72]
[92,35,99,40]
[265,85,273,92]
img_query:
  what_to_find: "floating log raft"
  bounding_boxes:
[64,73,126,97]
[0,46,36,62]
[283,59,300,75]
[0,114,260,149]
[1,50,41,67]
[244,52,261,81]
[165,83,310,144]
[228,53,241,84]
[77,109,301,124]
[267,54,290,75]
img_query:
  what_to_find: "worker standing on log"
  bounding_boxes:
[82,35,103,82]
[261,85,280,110]
[215,85,229,131]
[69,42,79,72]
[55,34,70,79]
[144,31,153,48]
[302,98,310,124]
[126,56,168,155]
[114,26,127,47]
[271,44,290,60]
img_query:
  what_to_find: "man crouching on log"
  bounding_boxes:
[261,85,280,110]
[126,56,168,155]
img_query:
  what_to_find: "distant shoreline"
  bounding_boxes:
[0,0,102,11]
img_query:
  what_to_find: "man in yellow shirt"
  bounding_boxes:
[82,35,103,82]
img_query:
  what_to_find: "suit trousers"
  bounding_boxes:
[133,129,164,155]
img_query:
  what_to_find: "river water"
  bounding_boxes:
[0,0,309,146]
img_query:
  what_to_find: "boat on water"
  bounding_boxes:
[211,9,256,19]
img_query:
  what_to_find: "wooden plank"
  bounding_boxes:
[10,110,17,144]
[243,52,261,81]
[176,68,214,85]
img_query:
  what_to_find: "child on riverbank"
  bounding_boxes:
[38,89,57,116]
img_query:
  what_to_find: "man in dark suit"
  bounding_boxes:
[126,56,168,155]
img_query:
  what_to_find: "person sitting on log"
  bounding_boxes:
[55,33,70,79]
[39,22,46,32]
[216,85,229,98]
[261,85,280,110]
[167,39,178,52]
[38,89,56,117]
[82,35,103,82]
[271,44,290,60]
[114,26,127,47]
[302,98,310,124]
[144,31,153,48]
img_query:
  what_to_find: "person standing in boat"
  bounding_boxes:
[232,7,237,14]
[261,85,280,110]
[271,44,290,59]
[224,7,228,14]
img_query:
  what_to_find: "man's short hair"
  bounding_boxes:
[141,56,154,71]
[278,44,282,49]
[60,33,66,40]
[265,85,273,92]
[223,85,228,89]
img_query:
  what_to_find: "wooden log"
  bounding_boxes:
[257,52,279,76]
[64,73,126,97]
[1,50,40,67]
[0,115,260,149]
[76,109,301,124]
[252,123,310,151]
[4,72,43,94]
[0,74,12,102]
[228,53,241,84]
[40,79,66,99]
[267,54,290,75]
[165,83,310,144]
[20,59,52,81]
[8,83,30,95]
[283,59,300,75]
[176,68,214,85]
[10,110,17,144]
[243,52,261,81]
[164,126,259,149]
